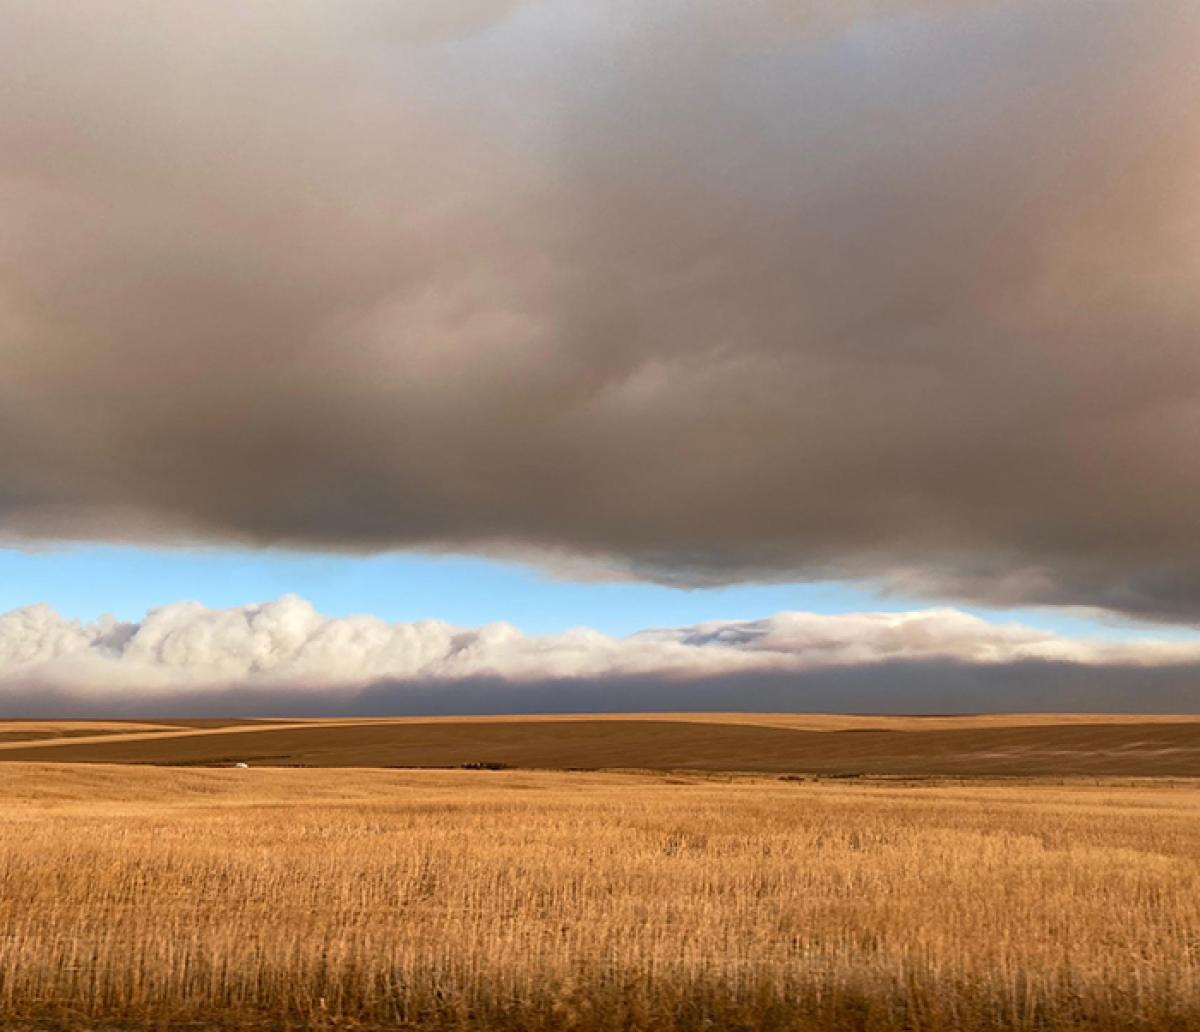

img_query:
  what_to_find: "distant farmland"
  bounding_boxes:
[1,712,1199,775]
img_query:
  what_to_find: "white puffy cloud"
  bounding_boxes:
[1,595,1197,701]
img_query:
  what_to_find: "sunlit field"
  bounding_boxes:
[1,764,1197,1030]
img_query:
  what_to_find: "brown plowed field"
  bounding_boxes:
[0,714,1198,775]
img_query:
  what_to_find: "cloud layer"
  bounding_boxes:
[2,595,1199,715]
[4,2,1200,619]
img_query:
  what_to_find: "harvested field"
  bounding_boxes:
[0,713,1198,776]
[0,764,1197,1031]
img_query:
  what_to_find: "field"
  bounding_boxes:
[2,712,1200,775]
[2,715,1199,1030]
[2,759,1200,1031]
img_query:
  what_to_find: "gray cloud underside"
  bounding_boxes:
[6,664,1199,720]
[1,596,1198,716]
[4,2,1200,619]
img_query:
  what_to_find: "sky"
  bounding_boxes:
[2,0,1200,714]
[7,545,1196,642]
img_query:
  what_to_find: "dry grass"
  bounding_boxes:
[1,764,1198,1030]
[0,720,282,747]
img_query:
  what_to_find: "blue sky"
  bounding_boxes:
[3,544,1195,642]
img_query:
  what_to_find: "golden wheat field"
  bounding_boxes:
[1,763,1198,1031]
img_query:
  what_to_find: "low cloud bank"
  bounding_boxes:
[1,596,1197,715]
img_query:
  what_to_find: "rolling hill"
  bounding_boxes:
[0,713,1198,775]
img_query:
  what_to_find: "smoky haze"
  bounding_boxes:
[4,665,1200,721]
[3,1,1200,620]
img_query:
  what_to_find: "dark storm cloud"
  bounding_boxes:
[347,663,1200,718]
[4,1,1200,619]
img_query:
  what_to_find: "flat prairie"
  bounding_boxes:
[0,763,1197,1031]
[1,712,1199,775]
